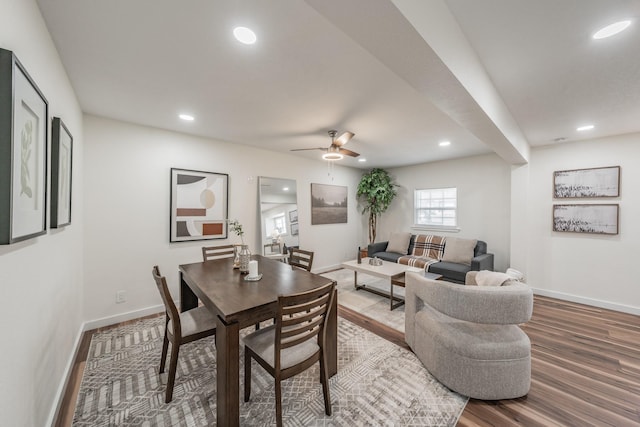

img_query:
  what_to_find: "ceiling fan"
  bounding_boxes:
[290,130,359,160]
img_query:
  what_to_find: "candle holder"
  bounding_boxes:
[238,245,251,274]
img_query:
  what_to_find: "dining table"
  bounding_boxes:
[179,254,337,427]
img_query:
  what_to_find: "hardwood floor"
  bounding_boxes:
[56,297,640,426]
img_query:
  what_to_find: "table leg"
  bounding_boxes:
[179,272,199,312]
[389,278,394,310]
[216,315,240,427]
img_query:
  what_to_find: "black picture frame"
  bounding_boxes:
[0,48,49,244]
[170,168,229,242]
[51,117,73,228]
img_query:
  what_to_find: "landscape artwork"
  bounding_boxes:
[311,183,347,225]
[170,168,228,242]
[553,204,618,235]
[553,166,620,198]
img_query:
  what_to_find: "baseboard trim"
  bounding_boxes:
[532,287,640,316]
[47,322,85,427]
[83,304,165,331]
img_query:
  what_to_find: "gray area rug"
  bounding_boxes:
[73,316,467,426]
[322,268,406,332]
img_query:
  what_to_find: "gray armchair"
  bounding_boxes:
[405,271,533,400]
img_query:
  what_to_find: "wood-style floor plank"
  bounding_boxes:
[54,296,640,426]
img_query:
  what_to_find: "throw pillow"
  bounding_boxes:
[386,232,411,255]
[441,237,477,266]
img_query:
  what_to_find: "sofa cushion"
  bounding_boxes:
[372,251,403,263]
[412,234,446,260]
[428,261,470,283]
[441,237,477,266]
[387,232,411,255]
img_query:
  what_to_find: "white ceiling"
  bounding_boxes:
[36,0,640,169]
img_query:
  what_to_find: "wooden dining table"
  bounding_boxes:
[179,254,337,427]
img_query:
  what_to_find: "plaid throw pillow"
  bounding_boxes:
[412,234,446,260]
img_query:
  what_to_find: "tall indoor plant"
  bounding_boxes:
[356,168,397,243]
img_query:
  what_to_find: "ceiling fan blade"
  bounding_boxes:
[338,147,360,157]
[290,147,327,152]
[334,131,354,146]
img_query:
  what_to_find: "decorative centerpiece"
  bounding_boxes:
[228,219,251,273]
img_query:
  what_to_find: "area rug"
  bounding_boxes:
[322,268,406,332]
[72,316,467,426]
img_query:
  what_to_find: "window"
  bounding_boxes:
[272,214,286,235]
[414,188,457,227]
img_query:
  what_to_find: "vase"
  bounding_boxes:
[238,245,251,274]
[233,245,241,269]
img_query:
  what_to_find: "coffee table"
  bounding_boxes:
[341,258,426,310]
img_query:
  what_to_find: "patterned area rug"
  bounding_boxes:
[73,316,467,426]
[322,268,406,332]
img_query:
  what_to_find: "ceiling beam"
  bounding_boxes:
[306,0,529,165]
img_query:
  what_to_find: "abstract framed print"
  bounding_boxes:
[553,166,620,198]
[170,168,229,242]
[51,117,73,228]
[0,48,49,244]
[553,204,619,235]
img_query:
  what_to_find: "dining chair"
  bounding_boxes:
[289,248,314,272]
[152,265,217,403]
[202,244,235,261]
[243,281,335,426]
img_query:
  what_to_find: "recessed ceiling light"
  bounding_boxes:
[179,114,194,121]
[576,124,594,131]
[233,27,257,44]
[282,187,289,191]
[439,141,451,147]
[358,158,367,162]
[593,20,632,39]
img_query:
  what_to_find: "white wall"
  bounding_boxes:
[0,1,84,426]
[382,153,512,271]
[512,133,640,314]
[83,115,363,325]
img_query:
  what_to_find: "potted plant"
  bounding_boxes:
[356,168,397,244]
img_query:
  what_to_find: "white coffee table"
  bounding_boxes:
[341,258,424,310]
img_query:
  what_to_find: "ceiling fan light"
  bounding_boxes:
[322,152,343,161]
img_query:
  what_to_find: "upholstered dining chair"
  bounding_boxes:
[243,281,335,426]
[289,248,314,272]
[152,265,217,403]
[202,244,235,261]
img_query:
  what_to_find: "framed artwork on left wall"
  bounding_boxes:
[0,48,49,244]
[51,117,73,228]
[170,168,229,242]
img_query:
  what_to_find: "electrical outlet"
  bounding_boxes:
[116,290,126,304]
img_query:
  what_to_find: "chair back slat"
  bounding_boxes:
[289,248,314,272]
[152,266,181,336]
[275,281,335,367]
[202,244,235,261]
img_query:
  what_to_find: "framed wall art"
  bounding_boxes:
[289,209,298,223]
[290,222,299,236]
[170,168,228,242]
[311,183,347,225]
[51,117,73,228]
[0,48,49,244]
[553,166,620,198]
[553,204,619,235]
